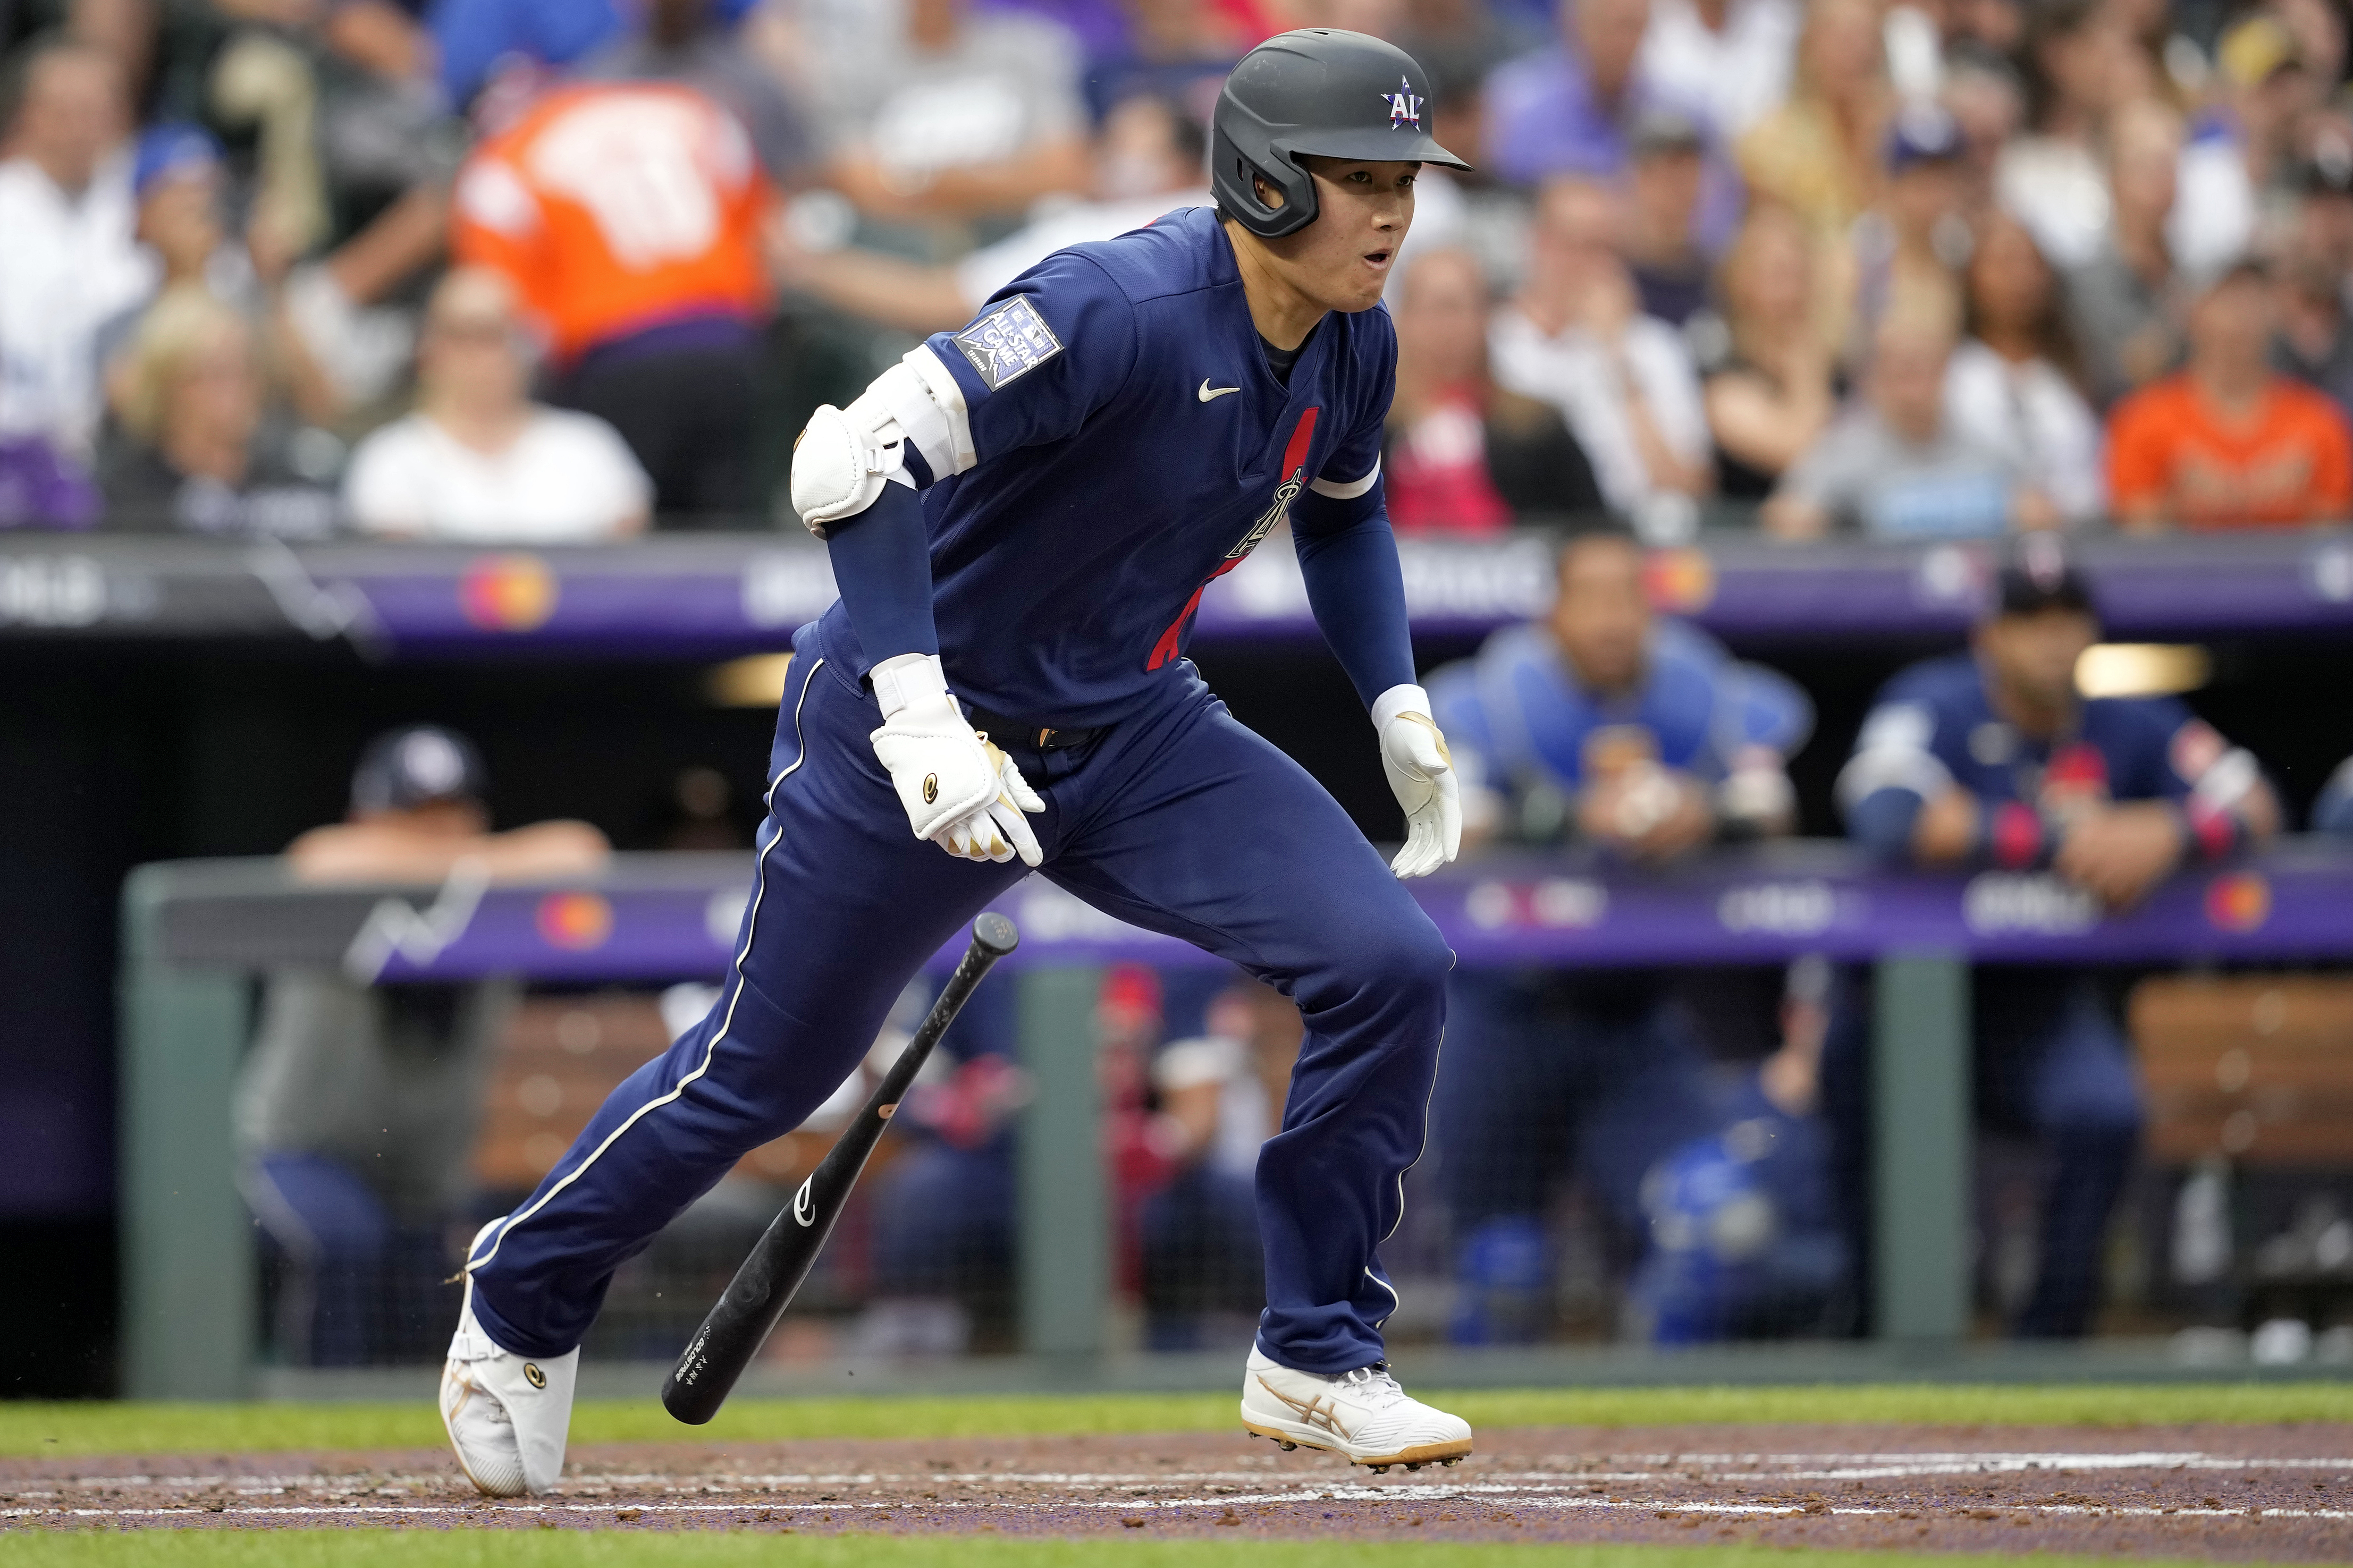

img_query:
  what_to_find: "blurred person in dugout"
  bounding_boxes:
[1383,246,1605,533]
[1138,977,1305,1351]
[450,77,777,521]
[342,267,652,542]
[237,727,608,1365]
[2106,258,2353,530]
[1423,524,1841,1344]
[1831,540,2281,1337]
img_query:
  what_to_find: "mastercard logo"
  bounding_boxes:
[1642,547,1717,613]
[2204,872,2272,933]
[536,891,613,950]
[460,554,558,631]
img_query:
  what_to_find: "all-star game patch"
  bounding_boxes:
[952,296,1064,392]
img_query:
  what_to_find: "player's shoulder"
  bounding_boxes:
[1061,205,1235,307]
[1876,650,1984,715]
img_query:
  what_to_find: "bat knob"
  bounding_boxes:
[973,912,1019,957]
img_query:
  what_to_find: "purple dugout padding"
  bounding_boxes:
[145,843,2353,984]
[7,533,2352,650]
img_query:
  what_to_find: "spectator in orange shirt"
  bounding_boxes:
[2106,260,2353,531]
[450,81,775,523]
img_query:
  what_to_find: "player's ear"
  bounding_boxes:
[1253,172,1287,210]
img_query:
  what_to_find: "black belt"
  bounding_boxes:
[963,704,1102,752]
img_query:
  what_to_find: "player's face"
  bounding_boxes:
[1551,536,1651,694]
[1979,607,2097,714]
[1268,156,1419,313]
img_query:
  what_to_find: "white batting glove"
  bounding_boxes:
[868,654,1044,866]
[1375,683,1462,880]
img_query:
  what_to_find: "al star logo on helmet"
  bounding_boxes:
[1384,76,1423,129]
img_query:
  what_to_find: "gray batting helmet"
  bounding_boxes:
[1211,29,1472,240]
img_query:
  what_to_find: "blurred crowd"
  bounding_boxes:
[9,0,2353,537]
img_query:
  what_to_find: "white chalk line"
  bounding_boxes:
[21,1451,2351,1495]
[7,1481,2352,1526]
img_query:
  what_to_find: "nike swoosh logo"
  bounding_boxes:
[1199,379,1241,402]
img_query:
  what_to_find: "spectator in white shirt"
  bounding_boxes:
[1637,0,1800,138]
[343,268,652,543]
[768,93,1208,335]
[1945,212,2104,522]
[1491,176,1711,528]
[811,0,1090,224]
[0,40,153,463]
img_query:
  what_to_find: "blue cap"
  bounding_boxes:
[351,726,490,815]
[132,123,223,199]
[1884,103,1962,172]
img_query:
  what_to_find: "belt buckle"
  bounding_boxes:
[1035,726,1057,749]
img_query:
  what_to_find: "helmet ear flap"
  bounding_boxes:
[1211,127,1318,239]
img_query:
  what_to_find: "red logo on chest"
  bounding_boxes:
[1147,408,1319,671]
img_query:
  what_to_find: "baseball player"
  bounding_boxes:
[440,30,1474,1495]
[1829,540,2280,1336]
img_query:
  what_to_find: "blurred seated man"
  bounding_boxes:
[1385,247,1604,533]
[1626,956,1847,1343]
[814,0,1090,224]
[768,94,1208,337]
[1763,310,2048,541]
[1427,524,1815,1343]
[451,79,777,522]
[851,975,1031,1357]
[1138,978,1303,1350]
[343,268,652,543]
[1829,541,2280,1336]
[95,290,338,537]
[2107,259,2353,531]
[239,727,609,1365]
[2313,755,2353,834]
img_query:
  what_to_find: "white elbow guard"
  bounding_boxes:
[789,353,973,538]
[790,402,906,537]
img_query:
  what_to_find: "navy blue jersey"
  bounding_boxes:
[1837,651,2235,827]
[810,206,1394,727]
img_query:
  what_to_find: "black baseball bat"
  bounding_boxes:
[661,912,1020,1423]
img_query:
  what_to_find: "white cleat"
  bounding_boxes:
[439,1258,578,1497]
[1239,1345,1473,1470]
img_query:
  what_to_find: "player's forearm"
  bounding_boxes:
[825,482,940,665]
[1293,495,1416,710]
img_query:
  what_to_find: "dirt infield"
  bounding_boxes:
[4,1422,2349,1559]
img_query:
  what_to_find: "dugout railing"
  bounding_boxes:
[118,841,2353,1399]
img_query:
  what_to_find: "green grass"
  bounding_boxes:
[0,1536,2296,1568]
[1,1384,2347,1460]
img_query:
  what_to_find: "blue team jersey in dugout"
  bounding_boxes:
[1837,650,2224,819]
[1428,619,1815,804]
[810,205,1394,727]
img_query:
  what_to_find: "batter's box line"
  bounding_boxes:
[8,1494,2352,1524]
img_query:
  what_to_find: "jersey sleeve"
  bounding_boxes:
[910,250,1140,481]
[1836,668,1964,818]
[1309,308,1397,501]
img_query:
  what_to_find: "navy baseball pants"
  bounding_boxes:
[466,631,1452,1373]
